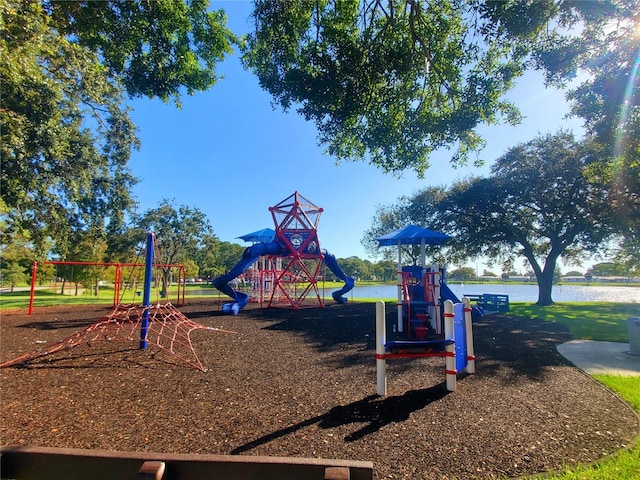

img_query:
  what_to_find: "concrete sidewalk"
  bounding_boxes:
[557,340,640,377]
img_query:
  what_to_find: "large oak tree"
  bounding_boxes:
[370,132,618,305]
[134,200,215,290]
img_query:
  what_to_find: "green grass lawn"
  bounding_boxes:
[0,288,118,310]
[0,284,224,310]
[508,302,640,480]
[509,302,639,343]
[0,284,398,311]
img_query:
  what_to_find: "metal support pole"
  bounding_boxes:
[463,297,476,374]
[140,232,154,350]
[396,240,403,333]
[28,261,38,315]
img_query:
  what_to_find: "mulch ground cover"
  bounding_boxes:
[1,300,638,479]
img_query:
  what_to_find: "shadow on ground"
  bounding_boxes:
[231,384,450,453]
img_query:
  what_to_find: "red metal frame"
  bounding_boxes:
[28,261,187,315]
[265,191,325,310]
[375,350,454,360]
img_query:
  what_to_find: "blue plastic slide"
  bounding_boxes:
[213,243,355,314]
[213,242,284,314]
[322,249,356,304]
[439,282,460,303]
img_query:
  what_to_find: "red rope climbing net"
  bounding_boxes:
[0,302,233,371]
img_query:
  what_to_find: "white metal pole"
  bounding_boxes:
[463,296,476,374]
[443,299,457,392]
[376,301,388,396]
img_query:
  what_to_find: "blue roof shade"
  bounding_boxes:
[237,228,276,243]
[376,225,451,247]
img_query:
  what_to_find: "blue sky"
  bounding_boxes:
[127,1,585,269]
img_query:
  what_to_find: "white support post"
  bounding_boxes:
[463,297,476,374]
[443,300,457,392]
[376,301,388,396]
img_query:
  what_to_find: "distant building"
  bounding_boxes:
[561,275,639,283]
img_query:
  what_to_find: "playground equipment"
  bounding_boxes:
[376,225,484,335]
[464,293,509,314]
[396,263,488,338]
[376,225,451,334]
[399,264,443,339]
[213,192,355,314]
[375,298,475,394]
[2,233,232,371]
[374,226,477,393]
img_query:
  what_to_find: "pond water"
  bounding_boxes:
[194,283,640,303]
[340,283,640,303]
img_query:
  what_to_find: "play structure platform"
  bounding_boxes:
[376,298,476,394]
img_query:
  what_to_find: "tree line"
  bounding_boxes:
[0,196,402,291]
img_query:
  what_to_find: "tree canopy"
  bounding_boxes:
[0,0,236,256]
[45,0,236,103]
[2,0,637,273]
[242,0,637,177]
[134,200,215,288]
[1,1,140,255]
[242,0,534,176]
[532,0,639,203]
[537,1,639,252]
[135,200,214,267]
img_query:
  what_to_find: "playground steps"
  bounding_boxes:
[1,445,374,480]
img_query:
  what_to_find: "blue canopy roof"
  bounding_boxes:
[238,228,275,243]
[376,225,450,247]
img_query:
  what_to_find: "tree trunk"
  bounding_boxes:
[521,243,557,306]
[160,268,171,298]
[536,272,554,306]
[535,254,560,306]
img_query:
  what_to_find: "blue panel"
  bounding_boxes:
[453,302,467,372]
